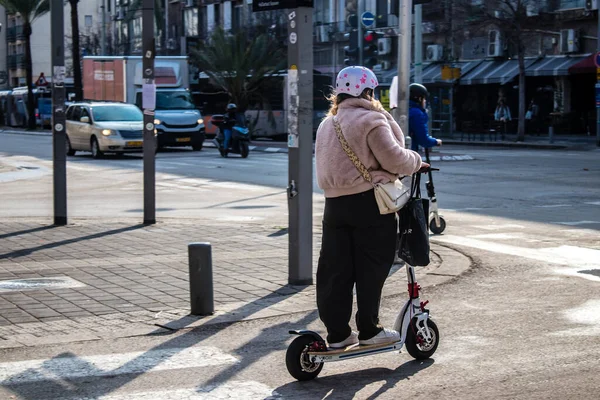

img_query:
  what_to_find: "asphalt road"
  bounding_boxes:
[1,133,600,399]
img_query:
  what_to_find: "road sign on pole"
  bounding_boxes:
[51,0,67,226]
[142,0,156,225]
[361,11,375,28]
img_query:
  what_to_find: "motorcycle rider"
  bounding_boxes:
[220,103,238,156]
[408,83,442,152]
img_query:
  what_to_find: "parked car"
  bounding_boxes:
[65,102,151,159]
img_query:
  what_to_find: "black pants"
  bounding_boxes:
[317,190,397,343]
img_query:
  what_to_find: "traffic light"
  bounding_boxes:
[363,30,379,68]
[344,30,359,66]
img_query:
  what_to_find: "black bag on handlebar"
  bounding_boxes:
[397,173,430,266]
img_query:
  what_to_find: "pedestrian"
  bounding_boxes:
[314,66,428,349]
[525,99,539,135]
[494,99,511,122]
[408,83,442,152]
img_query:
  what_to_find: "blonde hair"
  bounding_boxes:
[326,88,385,117]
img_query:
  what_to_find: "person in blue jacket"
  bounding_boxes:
[408,83,442,152]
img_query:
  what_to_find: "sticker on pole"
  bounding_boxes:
[289,32,297,44]
[287,69,299,148]
[53,66,66,87]
[595,52,600,68]
[54,123,64,132]
[142,83,156,110]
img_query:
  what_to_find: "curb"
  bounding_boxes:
[444,139,568,150]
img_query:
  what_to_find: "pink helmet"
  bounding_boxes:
[335,66,379,97]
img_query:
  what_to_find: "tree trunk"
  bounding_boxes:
[517,42,526,142]
[24,22,36,130]
[70,0,83,101]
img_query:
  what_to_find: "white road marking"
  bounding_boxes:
[78,382,279,400]
[468,233,540,242]
[534,204,570,208]
[432,236,600,282]
[584,201,600,206]
[471,224,525,231]
[0,347,238,384]
[556,221,600,226]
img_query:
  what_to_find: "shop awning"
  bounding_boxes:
[526,55,591,76]
[569,53,596,75]
[459,58,538,85]
[421,60,485,84]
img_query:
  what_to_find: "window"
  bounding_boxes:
[71,106,82,121]
[66,106,74,120]
[85,15,93,29]
[559,0,586,8]
[91,105,143,121]
[81,108,90,121]
[184,7,199,37]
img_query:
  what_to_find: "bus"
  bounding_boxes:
[192,71,332,140]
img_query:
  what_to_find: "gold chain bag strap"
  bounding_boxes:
[332,116,412,214]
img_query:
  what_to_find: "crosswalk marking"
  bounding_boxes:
[0,347,238,385]
[432,235,600,282]
[556,221,600,226]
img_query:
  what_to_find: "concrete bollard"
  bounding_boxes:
[188,242,214,315]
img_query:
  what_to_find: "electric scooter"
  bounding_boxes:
[285,262,439,381]
[424,148,446,234]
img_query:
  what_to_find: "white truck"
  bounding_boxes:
[83,56,205,150]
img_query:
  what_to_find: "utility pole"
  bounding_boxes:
[51,0,67,226]
[287,6,314,285]
[396,0,413,134]
[165,0,169,54]
[597,7,600,147]
[414,4,422,83]
[101,0,106,55]
[358,0,364,65]
[142,0,156,224]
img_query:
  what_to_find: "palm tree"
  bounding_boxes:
[190,28,286,113]
[0,0,49,129]
[68,0,82,101]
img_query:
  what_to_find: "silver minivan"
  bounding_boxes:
[65,102,148,159]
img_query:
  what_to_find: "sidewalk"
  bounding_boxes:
[0,218,470,348]
[445,132,598,150]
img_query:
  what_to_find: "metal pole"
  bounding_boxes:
[396,0,413,135]
[414,4,422,83]
[165,0,169,54]
[597,7,600,146]
[188,243,214,315]
[51,0,67,226]
[358,0,364,66]
[101,0,106,55]
[287,7,313,285]
[142,0,156,224]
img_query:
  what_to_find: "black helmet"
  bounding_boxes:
[227,103,237,111]
[409,83,429,101]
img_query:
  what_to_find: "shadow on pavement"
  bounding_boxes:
[1,287,315,399]
[0,224,145,260]
[0,225,56,240]
[270,359,435,399]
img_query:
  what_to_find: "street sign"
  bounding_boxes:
[595,51,600,68]
[361,11,375,28]
[35,72,48,86]
[252,0,313,12]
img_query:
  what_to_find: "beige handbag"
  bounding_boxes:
[332,116,412,215]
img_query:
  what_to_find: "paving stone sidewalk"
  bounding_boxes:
[0,218,468,348]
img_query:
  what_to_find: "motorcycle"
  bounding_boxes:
[210,114,251,158]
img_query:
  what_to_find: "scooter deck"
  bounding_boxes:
[308,340,403,356]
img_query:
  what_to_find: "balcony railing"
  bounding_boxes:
[8,55,26,70]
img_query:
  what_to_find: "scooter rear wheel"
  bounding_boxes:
[430,215,446,234]
[405,318,439,360]
[286,335,324,381]
[240,141,249,158]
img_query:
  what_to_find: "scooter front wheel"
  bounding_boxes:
[430,215,446,234]
[405,318,439,360]
[286,335,324,381]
